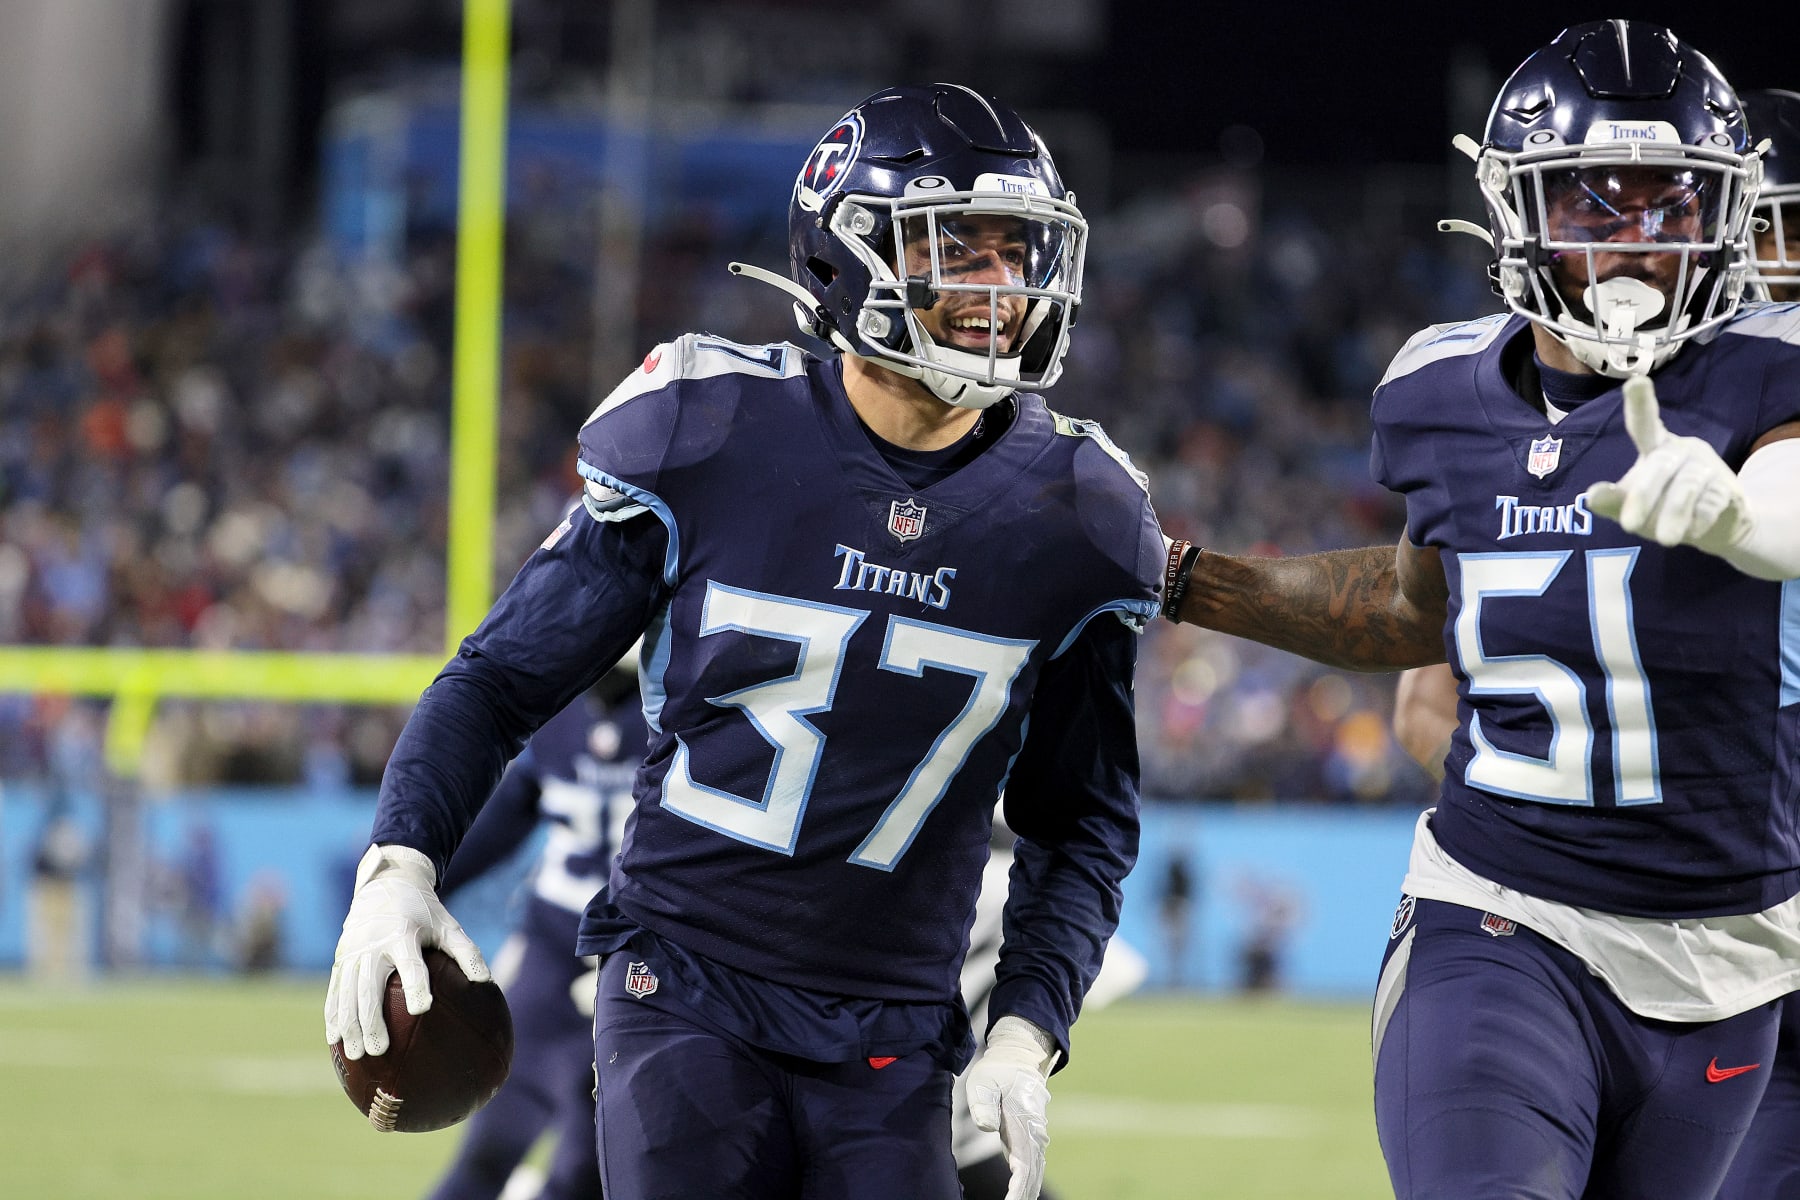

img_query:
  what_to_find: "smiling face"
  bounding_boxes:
[900,214,1036,354]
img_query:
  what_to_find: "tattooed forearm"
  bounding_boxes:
[1173,545,1448,671]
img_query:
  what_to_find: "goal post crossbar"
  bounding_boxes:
[0,0,512,780]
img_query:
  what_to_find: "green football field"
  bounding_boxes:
[0,979,1391,1199]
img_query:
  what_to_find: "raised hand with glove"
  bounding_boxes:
[965,1014,1060,1200]
[1584,374,1800,581]
[324,843,491,1060]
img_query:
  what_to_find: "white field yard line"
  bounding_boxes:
[0,1036,338,1096]
[207,1056,343,1094]
[1053,1095,1327,1139]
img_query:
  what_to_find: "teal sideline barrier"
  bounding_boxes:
[0,784,535,975]
[0,786,1421,997]
[1118,803,1420,999]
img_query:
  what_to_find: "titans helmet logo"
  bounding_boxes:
[797,113,864,203]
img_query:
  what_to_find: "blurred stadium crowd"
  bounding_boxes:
[0,73,1508,807]
[0,172,1483,807]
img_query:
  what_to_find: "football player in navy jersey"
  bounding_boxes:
[422,673,643,1200]
[1746,88,1800,304]
[1710,82,1800,1200]
[326,83,1163,1200]
[1395,658,1800,1200]
[1166,23,1800,1200]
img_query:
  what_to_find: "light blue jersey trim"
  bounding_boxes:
[574,461,680,588]
[1783,579,1800,708]
[1378,313,1511,387]
[637,603,674,735]
[1048,411,1151,495]
[1718,301,1800,347]
[1052,598,1157,658]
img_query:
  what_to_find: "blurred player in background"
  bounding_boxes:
[953,825,1147,1200]
[423,669,643,1200]
[1745,89,1800,303]
[328,82,1162,1200]
[1389,665,1459,786]
[1712,82,1800,1200]
[1167,22,1800,1198]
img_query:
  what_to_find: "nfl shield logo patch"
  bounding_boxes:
[887,498,927,543]
[1479,912,1517,938]
[623,961,659,998]
[1527,435,1563,478]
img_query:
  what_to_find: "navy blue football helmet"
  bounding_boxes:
[732,84,1086,409]
[1744,89,1800,300]
[1460,21,1761,375]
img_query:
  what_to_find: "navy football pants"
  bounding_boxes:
[1716,995,1800,1199]
[1374,898,1779,1200]
[426,935,601,1200]
[592,953,961,1200]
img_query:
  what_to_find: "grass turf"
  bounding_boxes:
[0,978,1389,1199]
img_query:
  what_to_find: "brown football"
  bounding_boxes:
[330,947,514,1132]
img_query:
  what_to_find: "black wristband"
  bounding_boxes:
[1161,540,1203,622]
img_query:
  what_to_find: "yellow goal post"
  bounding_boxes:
[0,0,513,778]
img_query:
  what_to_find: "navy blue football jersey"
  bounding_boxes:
[1371,306,1800,918]
[440,693,643,948]
[376,334,1162,1054]
[575,335,1160,998]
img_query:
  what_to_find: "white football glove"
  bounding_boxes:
[1584,374,1752,555]
[323,844,490,1060]
[966,1015,1058,1200]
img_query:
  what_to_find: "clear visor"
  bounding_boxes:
[1480,142,1757,374]
[893,208,1076,293]
[1532,164,1728,248]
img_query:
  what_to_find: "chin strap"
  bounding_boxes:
[727,262,858,355]
[728,260,1013,410]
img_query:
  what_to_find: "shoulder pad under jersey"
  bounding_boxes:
[579,334,806,520]
[1715,300,1800,347]
[1378,313,1511,388]
[1048,409,1151,496]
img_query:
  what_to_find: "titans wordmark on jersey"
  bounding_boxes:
[1372,306,1800,918]
[572,333,1163,1001]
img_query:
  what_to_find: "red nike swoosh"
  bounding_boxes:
[1706,1058,1762,1083]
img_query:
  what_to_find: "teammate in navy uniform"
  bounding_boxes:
[423,674,643,1200]
[951,825,1146,1200]
[1398,661,1800,1200]
[1165,23,1800,1199]
[1745,88,1800,305]
[1712,84,1800,1200]
[326,83,1162,1200]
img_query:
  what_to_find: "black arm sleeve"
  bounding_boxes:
[371,513,669,880]
[437,748,544,901]
[989,612,1142,1067]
